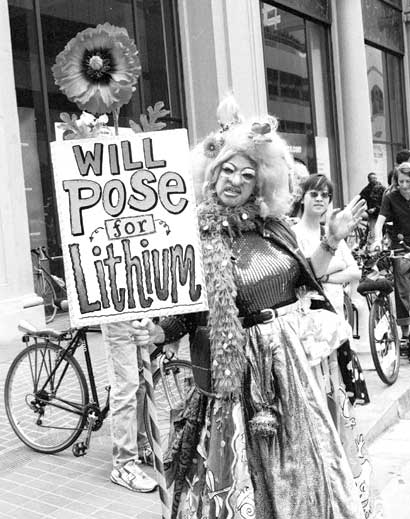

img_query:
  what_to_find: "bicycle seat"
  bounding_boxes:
[18,320,65,339]
[357,278,393,296]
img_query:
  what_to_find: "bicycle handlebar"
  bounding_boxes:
[31,247,63,262]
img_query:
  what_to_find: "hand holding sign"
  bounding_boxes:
[132,318,164,345]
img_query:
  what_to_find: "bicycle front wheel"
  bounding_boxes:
[144,359,194,456]
[33,272,57,324]
[369,296,400,385]
[5,342,89,453]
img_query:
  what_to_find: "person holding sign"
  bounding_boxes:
[133,98,373,518]
[101,321,158,493]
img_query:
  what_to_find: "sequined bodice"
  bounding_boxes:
[232,231,300,316]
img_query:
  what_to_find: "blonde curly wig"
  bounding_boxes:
[191,96,294,217]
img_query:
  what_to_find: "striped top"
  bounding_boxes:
[232,231,300,316]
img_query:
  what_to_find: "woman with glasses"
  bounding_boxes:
[292,174,361,316]
[291,175,373,515]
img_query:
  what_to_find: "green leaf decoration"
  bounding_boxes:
[60,112,71,123]
[129,119,143,133]
[58,112,112,140]
[129,101,170,133]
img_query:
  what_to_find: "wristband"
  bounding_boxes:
[320,236,337,256]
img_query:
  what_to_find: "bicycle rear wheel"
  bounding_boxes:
[369,296,400,385]
[33,272,57,324]
[144,359,194,456]
[4,342,89,453]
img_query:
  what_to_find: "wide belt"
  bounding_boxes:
[241,300,299,328]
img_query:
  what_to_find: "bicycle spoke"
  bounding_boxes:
[5,343,89,453]
[369,296,399,385]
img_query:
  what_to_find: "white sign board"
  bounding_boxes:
[50,129,208,327]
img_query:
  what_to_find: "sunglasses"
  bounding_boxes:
[307,190,330,200]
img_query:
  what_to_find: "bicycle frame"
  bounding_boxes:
[27,327,106,419]
[32,247,67,296]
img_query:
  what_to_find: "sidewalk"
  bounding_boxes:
[356,351,410,443]
[0,313,161,519]
[352,295,410,443]
[1,310,410,518]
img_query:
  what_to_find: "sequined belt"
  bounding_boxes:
[241,300,299,328]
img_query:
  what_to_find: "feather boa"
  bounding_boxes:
[197,195,260,398]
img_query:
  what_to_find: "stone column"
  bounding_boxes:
[333,0,374,200]
[0,0,44,349]
[178,0,267,144]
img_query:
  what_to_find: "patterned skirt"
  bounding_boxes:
[165,308,371,519]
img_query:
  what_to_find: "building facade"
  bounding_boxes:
[1,0,410,344]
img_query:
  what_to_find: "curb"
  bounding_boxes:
[365,386,410,445]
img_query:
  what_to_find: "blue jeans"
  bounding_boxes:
[393,257,410,328]
[101,321,149,467]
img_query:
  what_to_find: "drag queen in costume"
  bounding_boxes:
[133,98,373,519]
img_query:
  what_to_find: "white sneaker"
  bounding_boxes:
[110,461,158,493]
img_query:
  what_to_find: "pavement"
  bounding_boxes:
[369,412,410,519]
[0,313,161,519]
[1,304,410,518]
[351,295,410,443]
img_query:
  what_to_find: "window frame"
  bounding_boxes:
[9,0,186,256]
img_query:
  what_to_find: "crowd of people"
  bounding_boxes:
[356,151,410,351]
[99,97,410,519]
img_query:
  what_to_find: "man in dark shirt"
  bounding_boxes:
[373,162,410,345]
[359,172,385,243]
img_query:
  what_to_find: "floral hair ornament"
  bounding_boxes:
[217,94,243,132]
[52,23,141,134]
[200,94,243,160]
[202,133,225,159]
[248,117,278,144]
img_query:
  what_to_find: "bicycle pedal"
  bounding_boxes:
[72,441,87,457]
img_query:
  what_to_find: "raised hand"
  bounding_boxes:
[328,195,367,243]
[132,318,164,346]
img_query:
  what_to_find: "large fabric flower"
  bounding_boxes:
[52,23,141,114]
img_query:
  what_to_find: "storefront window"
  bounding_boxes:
[362,0,403,55]
[261,3,339,200]
[9,1,51,252]
[365,44,406,182]
[272,0,329,23]
[8,0,185,257]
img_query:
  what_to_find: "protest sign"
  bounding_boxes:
[50,129,208,327]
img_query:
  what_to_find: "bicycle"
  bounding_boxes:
[356,249,400,385]
[346,220,367,252]
[31,247,67,324]
[4,320,194,458]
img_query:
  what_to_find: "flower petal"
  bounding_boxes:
[52,22,140,114]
